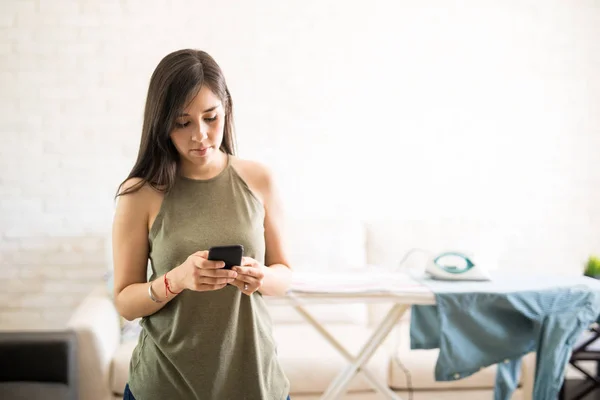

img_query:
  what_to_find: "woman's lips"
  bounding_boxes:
[190,147,211,157]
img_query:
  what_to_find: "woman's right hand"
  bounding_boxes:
[171,250,238,292]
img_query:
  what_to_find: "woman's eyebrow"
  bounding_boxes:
[178,104,221,117]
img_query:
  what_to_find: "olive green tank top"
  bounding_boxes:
[128,154,290,400]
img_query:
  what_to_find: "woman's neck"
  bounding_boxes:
[179,150,228,180]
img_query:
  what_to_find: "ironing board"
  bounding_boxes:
[266,270,436,400]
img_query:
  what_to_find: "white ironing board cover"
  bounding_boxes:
[269,268,436,305]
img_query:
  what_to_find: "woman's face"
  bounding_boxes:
[169,85,226,167]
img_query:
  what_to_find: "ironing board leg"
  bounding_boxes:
[291,300,409,400]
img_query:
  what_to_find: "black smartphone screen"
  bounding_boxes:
[207,245,244,270]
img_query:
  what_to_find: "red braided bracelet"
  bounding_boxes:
[164,271,181,296]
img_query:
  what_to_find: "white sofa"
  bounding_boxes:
[67,218,536,400]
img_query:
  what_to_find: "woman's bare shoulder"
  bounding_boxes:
[120,177,168,193]
[116,178,165,212]
[230,156,273,203]
[230,156,271,184]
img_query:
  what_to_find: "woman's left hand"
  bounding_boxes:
[232,257,265,295]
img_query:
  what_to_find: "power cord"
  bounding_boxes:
[393,247,433,273]
[396,357,414,400]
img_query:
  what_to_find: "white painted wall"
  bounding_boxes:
[1,0,599,329]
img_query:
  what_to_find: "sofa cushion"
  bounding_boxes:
[389,321,502,390]
[366,299,413,329]
[390,348,499,390]
[110,339,137,395]
[110,324,390,396]
[266,302,369,325]
[0,382,70,400]
[272,324,391,394]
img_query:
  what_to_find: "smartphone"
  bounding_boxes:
[207,245,244,270]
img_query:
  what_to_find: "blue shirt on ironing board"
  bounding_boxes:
[409,273,600,400]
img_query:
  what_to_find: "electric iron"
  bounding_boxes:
[425,251,492,281]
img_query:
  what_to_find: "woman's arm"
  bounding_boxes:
[228,158,293,297]
[257,166,292,296]
[112,179,181,321]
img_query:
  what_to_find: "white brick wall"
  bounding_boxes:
[1,0,599,329]
[1,235,106,329]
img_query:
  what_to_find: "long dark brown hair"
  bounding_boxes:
[116,49,236,197]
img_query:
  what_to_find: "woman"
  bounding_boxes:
[112,49,292,400]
